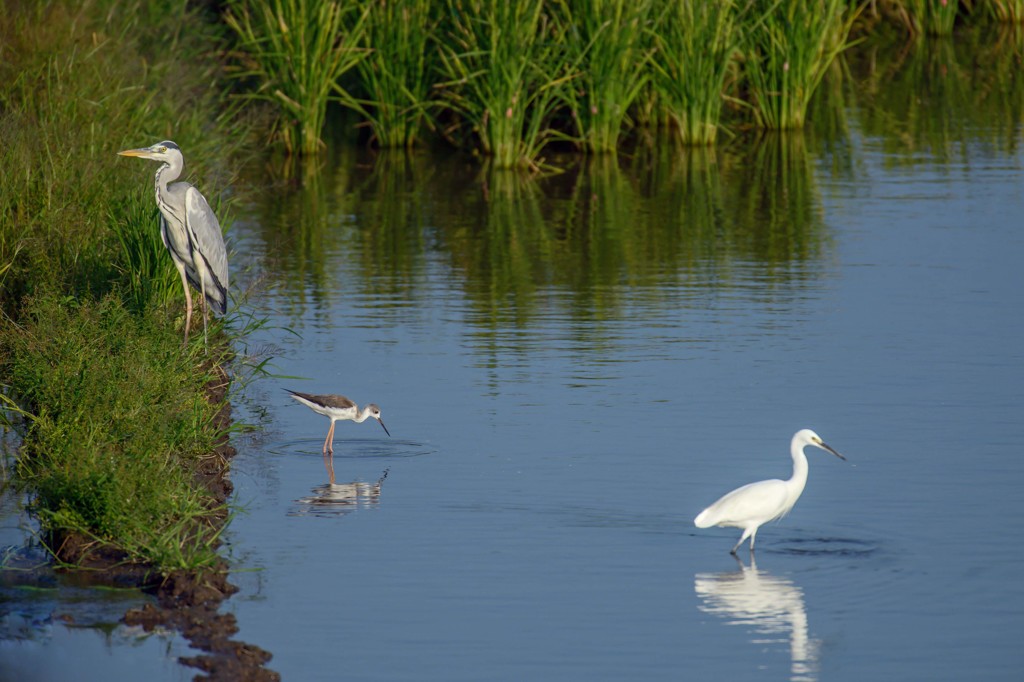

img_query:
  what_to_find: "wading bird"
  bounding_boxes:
[117,141,228,346]
[286,389,391,457]
[694,429,846,555]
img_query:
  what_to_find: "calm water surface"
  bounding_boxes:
[222,63,1024,681]
[4,35,1024,680]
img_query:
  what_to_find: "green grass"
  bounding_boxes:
[986,0,1024,22]
[740,0,854,130]
[0,0,252,572]
[348,0,437,148]
[434,0,573,169]
[647,0,742,145]
[900,0,961,36]
[560,0,654,152]
[225,0,370,155]
[2,294,228,570]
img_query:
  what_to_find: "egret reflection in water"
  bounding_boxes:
[289,469,389,518]
[695,558,819,682]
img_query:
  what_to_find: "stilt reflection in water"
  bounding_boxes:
[289,469,389,518]
[695,557,819,682]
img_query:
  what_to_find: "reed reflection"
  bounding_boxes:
[289,468,389,519]
[243,128,831,337]
[847,26,1024,159]
[695,557,819,682]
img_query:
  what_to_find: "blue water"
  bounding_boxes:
[4,45,1024,680]
[219,125,1024,681]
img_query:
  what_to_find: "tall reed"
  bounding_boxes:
[986,0,1024,22]
[225,0,369,155]
[648,0,742,145]
[435,0,571,169]
[898,0,960,35]
[560,0,653,152]
[741,0,852,130]
[348,0,436,148]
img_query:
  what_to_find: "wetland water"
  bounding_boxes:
[4,35,1024,680]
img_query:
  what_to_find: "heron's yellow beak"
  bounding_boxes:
[117,147,150,157]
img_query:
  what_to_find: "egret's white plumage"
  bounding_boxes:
[695,429,846,554]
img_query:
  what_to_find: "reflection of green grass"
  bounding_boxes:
[847,27,1024,162]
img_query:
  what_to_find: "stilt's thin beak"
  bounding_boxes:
[819,441,846,461]
[377,418,391,437]
[117,147,151,158]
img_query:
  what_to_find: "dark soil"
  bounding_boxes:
[52,361,280,681]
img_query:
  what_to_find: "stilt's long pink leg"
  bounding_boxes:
[322,421,336,455]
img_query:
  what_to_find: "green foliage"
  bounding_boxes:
[898,0,961,35]
[740,0,854,130]
[225,0,370,155]
[435,0,573,169]
[349,0,437,148]
[560,0,654,152]
[986,0,1024,22]
[0,0,250,571]
[648,0,742,145]
[1,294,225,570]
[0,0,246,309]
[109,194,181,316]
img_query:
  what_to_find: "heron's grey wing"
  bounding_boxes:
[184,186,229,314]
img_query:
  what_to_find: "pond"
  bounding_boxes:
[4,32,1024,680]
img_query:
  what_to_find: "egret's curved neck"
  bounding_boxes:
[787,441,810,492]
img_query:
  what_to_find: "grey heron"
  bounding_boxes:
[117,141,229,346]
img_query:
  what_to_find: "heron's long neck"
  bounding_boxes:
[154,159,183,223]
[153,157,182,200]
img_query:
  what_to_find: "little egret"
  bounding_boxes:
[694,429,846,554]
[285,389,391,456]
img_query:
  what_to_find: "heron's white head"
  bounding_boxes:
[117,140,182,164]
[794,428,846,461]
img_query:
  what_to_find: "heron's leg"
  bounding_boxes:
[749,530,757,554]
[177,266,193,346]
[199,277,209,347]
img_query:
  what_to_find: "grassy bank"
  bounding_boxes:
[0,0,252,571]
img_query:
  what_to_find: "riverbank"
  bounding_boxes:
[0,0,276,677]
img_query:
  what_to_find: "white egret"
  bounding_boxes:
[694,429,846,554]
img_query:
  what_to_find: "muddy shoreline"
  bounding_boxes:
[49,363,279,681]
